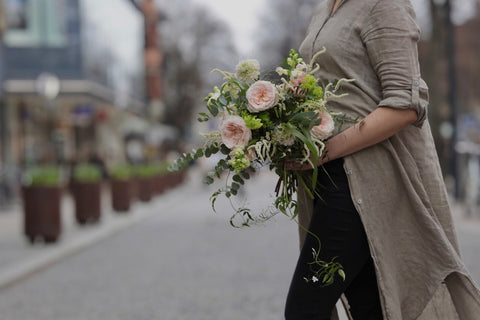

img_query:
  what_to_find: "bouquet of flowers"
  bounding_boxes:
[170,49,354,284]
[171,48,354,222]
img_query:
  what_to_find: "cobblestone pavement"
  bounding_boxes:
[0,171,478,320]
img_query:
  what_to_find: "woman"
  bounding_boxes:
[284,0,480,319]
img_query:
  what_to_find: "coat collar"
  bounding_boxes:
[329,0,348,16]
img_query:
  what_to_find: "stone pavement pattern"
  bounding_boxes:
[0,171,479,320]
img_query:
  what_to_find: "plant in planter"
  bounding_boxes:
[22,166,63,243]
[72,163,102,225]
[135,164,156,202]
[110,164,133,212]
[152,162,172,195]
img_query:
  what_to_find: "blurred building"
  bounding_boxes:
[0,0,149,174]
[456,5,480,118]
[0,1,6,37]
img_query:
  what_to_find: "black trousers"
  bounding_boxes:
[285,158,383,320]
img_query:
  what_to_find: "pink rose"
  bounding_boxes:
[289,73,307,97]
[246,80,277,113]
[290,72,306,88]
[311,110,335,140]
[219,115,252,149]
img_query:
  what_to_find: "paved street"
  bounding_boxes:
[0,170,479,320]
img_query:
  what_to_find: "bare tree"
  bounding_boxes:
[256,0,318,70]
[156,1,237,140]
[419,1,450,173]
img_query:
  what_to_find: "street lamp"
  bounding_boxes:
[35,72,62,164]
[36,72,60,102]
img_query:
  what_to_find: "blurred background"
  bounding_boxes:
[0,0,479,208]
[0,0,479,319]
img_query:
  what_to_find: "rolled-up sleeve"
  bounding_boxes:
[361,0,428,128]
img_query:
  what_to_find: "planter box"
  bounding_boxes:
[154,175,167,195]
[138,177,154,202]
[130,178,139,201]
[72,182,101,224]
[111,179,131,212]
[22,186,62,243]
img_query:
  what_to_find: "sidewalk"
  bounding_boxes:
[450,199,480,233]
[0,172,478,319]
[0,181,193,291]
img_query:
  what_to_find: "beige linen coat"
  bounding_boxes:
[297,0,480,319]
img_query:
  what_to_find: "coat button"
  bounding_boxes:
[357,199,363,204]
[413,79,419,86]
[346,169,353,175]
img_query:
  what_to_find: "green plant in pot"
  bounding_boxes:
[110,164,133,212]
[152,161,171,194]
[136,164,157,179]
[73,163,102,183]
[22,166,63,243]
[72,164,102,225]
[110,164,133,181]
[24,166,62,187]
[135,164,156,202]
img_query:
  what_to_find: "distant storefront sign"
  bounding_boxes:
[73,104,95,126]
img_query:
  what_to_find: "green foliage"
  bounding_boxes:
[151,162,171,176]
[73,163,102,183]
[228,148,251,173]
[305,252,345,287]
[168,144,220,173]
[167,48,357,288]
[301,75,324,99]
[242,113,263,129]
[134,164,157,178]
[110,164,133,181]
[24,166,62,187]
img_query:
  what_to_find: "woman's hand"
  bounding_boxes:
[285,107,417,171]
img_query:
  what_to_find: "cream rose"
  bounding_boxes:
[236,59,260,82]
[311,110,335,140]
[219,115,252,149]
[246,80,277,113]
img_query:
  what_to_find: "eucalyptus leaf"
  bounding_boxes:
[232,175,244,185]
[207,104,219,117]
[240,171,250,179]
[203,176,214,185]
[220,144,230,155]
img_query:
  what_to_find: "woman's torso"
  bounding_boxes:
[298,0,425,132]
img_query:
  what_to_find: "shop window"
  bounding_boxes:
[4,0,68,47]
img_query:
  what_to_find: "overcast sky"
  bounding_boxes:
[80,0,478,71]
[82,0,143,72]
[191,0,478,53]
[190,0,267,55]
